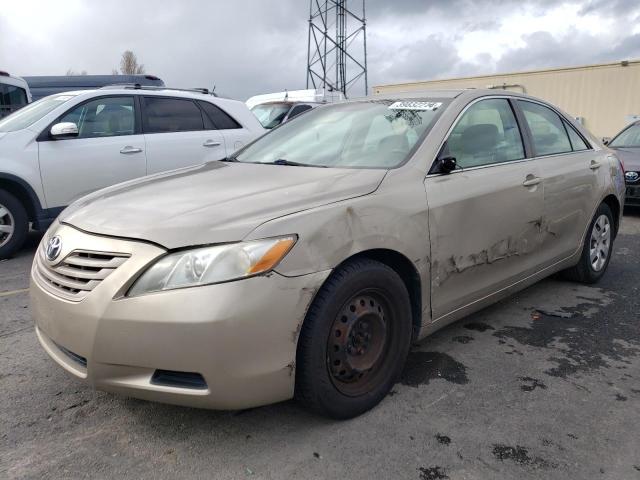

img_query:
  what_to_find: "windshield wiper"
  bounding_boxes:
[270,159,327,168]
[219,156,238,162]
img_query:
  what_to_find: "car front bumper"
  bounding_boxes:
[31,222,330,410]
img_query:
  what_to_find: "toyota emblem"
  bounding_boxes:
[625,171,639,182]
[45,236,62,262]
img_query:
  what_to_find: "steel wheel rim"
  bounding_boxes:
[589,214,611,272]
[0,203,15,248]
[327,290,393,397]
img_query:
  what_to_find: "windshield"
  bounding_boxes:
[0,94,77,132]
[610,123,640,148]
[237,99,448,169]
[251,103,292,129]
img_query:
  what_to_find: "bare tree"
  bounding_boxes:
[66,69,88,76]
[119,50,145,75]
[111,68,119,75]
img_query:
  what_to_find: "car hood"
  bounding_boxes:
[613,147,640,172]
[60,161,387,249]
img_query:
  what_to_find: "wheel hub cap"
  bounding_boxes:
[0,203,15,248]
[589,214,611,272]
[328,295,387,385]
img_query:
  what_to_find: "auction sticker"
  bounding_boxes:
[389,101,442,111]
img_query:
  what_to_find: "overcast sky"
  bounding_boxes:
[1,0,639,100]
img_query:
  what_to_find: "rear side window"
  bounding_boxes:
[519,101,572,156]
[144,97,204,133]
[198,101,241,130]
[288,104,313,119]
[564,121,589,151]
[447,98,525,168]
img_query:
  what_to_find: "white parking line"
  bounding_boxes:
[0,288,29,297]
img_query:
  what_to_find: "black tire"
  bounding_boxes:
[0,189,29,260]
[563,202,614,284]
[295,258,412,419]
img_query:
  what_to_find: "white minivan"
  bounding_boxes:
[0,86,265,258]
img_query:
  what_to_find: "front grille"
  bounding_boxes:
[34,247,129,301]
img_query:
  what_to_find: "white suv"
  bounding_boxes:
[0,86,265,258]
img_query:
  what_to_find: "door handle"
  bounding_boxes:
[522,176,541,187]
[203,140,221,147]
[120,146,143,154]
[589,161,602,170]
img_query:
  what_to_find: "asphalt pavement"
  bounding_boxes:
[1,211,639,480]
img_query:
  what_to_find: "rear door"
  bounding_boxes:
[425,97,545,320]
[515,100,603,265]
[142,96,226,174]
[38,95,146,207]
[198,100,252,155]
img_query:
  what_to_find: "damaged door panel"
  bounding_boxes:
[425,97,544,321]
[426,161,544,320]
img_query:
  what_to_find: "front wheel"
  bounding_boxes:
[295,258,412,419]
[0,189,28,260]
[563,202,614,284]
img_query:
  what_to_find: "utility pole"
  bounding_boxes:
[306,0,368,98]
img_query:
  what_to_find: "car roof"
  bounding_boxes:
[67,88,214,100]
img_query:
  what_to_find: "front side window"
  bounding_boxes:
[610,123,640,148]
[60,96,135,139]
[236,99,448,169]
[144,97,204,133]
[446,98,525,168]
[0,94,76,132]
[519,100,572,156]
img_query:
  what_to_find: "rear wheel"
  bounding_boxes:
[295,258,412,419]
[563,203,614,284]
[0,189,28,259]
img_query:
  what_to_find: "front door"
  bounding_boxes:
[38,95,146,207]
[425,97,545,320]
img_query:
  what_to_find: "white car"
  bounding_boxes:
[0,86,265,257]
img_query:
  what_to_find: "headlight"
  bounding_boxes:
[127,236,296,296]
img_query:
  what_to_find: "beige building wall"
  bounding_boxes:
[373,60,640,139]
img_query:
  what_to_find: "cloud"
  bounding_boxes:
[495,29,640,72]
[1,0,639,100]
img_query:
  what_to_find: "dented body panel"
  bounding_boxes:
[30,89,624,409]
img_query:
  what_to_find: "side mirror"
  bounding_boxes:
[437,156,458,174]
[50,122,79,138]
[602,137,611,146]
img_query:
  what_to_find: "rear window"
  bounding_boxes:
[143,97,204,133]
[0,84,28,118]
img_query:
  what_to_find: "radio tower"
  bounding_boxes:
[306,0,368,98]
